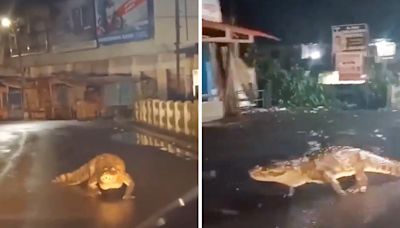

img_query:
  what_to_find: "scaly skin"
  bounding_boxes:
[249,146,400,196]
[53,153,135,200]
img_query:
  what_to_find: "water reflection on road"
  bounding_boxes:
[95,200,135,227]
[112,128,197,160]
[0,121,197,227]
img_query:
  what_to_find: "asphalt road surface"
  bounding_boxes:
[0,120,197,228]
[203,109,400,228]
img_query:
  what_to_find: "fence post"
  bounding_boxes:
[166,101,175,131]
[159,101,167,129]
[174,101,184,134]
[152,99,160,127]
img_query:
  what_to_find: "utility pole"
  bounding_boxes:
[175,0,181,99]
[14,26,26,118]
[184,0,189,41]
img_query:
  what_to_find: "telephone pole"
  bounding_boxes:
[175,0,181,99]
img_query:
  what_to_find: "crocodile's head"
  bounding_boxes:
[99,167,124,190]
[249,163,307,187]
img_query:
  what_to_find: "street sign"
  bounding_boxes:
[335,51,366,81]
[332,24,369,54]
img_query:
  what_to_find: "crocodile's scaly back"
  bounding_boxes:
[249,146,400,196]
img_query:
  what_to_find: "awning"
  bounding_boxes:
[203,20,280,43]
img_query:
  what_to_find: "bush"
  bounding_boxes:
[256,58,332,108]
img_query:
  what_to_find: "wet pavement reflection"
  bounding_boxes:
[0,121,197,228]
[203,110,400,228]
[112,129,197,160]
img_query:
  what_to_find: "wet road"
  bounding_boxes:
[0,121,197,228]
[203,109,400,228]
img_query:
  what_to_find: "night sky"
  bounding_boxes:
[220,0,400,44]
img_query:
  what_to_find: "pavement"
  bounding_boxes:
[203,108,400,228]
[0,120,197,228]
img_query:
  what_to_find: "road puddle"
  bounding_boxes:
[135,132,197,160]
[112,131,197,160]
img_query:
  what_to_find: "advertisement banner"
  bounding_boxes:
[49,0,98,53]
[331,24,369,55]
[95,0,154,45]
[335,52,366,81]
[202,0,222,23]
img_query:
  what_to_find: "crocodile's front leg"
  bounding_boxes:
[87,176,102,197]
[323,172,346,196]
[283,187,295,198]
[122,173,135,200]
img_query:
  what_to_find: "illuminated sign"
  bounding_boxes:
[332,23,369,53]
[202,0,222,23]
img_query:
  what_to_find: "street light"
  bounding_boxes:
[1,17,11,28]
[301,43,322,60]
[310,50,322,60]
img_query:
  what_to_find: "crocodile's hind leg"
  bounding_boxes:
[346,169,368,194]
[346,154,368,194]
[322,172,347,196]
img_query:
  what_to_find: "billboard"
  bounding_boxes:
[331,24,369,54]
[49,0,98,53]
[95,0,154,45]
[202,0,222,23]
[335,52,366,81]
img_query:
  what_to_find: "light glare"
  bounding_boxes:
[1,17,11,28]
[310,50,321,60]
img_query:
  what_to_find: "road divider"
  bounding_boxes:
[134,99,198,138]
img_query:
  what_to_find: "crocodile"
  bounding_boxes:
[53,153,135,200]
[249,146,400,197]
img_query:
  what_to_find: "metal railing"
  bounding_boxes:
[203,89,267,110]
[236,89,265,110]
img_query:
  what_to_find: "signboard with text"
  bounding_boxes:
[335,52,366,81]
[332,24,369,54]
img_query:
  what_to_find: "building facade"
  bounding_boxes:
[3,0,198,102]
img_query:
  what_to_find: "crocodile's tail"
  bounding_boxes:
[364,153,400,176]
[52,162,91,185]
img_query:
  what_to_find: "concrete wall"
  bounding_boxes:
[134,98,198,137]
[202,100,223,122]
[7,0,198,68]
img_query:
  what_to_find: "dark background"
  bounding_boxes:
[220,0,400,44]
